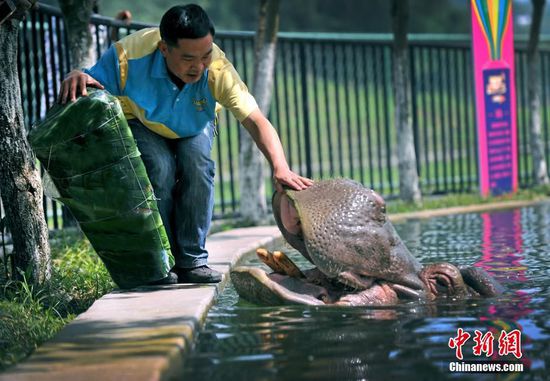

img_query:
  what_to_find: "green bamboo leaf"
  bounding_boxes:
[29,89,174,288]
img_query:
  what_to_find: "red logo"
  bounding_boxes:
[473,331,495,357]
[448,328,471,360]
[448,328,522,360]
[498,329,522,359]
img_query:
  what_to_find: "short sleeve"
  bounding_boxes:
[208,46,258,122]
[83,45,122,96]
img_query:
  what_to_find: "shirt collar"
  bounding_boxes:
[151,49,168,79]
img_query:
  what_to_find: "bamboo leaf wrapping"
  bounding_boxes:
[29,89,174,288]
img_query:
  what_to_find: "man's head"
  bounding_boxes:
[159,4,215,84]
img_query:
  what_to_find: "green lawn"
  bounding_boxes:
[0,232,113,370]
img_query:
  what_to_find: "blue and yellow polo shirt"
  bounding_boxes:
[84,27,258,139]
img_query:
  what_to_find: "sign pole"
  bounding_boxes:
[471,0,518,196]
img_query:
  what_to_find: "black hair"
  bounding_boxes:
[160,4,215,46]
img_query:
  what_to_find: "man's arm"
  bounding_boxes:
[241,108,313,192]
[57,44,123,104]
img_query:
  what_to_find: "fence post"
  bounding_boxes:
[299,43,312,178]
[409,46,420,179]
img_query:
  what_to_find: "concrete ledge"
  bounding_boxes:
[0,226,281,381]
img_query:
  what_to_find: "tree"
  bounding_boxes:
[390,0,422,203]
[0,1,51,283]
[58,0,97,69]
[57,0,97,227]
[239,0,280,224]
[527,0,549,185]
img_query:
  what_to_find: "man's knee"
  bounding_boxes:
[128,120,176,190]
[144,155,176,196]
[176,134,215,184]
[179,155,215,185]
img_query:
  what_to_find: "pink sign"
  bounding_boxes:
[471,0,518,196]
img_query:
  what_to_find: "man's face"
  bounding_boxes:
[159,33,213,84]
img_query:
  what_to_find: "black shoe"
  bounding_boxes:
[173,265,222,283]
[146,271,178,286]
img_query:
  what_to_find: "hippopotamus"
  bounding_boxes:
[230,179,504,306]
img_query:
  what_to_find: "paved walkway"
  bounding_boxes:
[0,226,281,381]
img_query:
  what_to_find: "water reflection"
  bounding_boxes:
[183,202,550,381]
[478,209,526,283]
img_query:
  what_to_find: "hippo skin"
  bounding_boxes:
[230,179,504,306]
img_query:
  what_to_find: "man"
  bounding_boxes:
[58,4,312,284]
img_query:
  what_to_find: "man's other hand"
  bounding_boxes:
[57,70,104,104]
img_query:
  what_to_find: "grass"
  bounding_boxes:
[386,184,550,214]
[0,299,66,369]
[0,231,114,371]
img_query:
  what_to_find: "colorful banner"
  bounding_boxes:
[471,0,518,196]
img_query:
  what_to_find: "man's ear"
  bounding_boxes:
[158,40,168,57]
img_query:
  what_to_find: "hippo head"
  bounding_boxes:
[231,179,504,306]
[273,179,428,295]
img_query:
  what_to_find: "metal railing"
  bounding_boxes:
[2,3,550,239]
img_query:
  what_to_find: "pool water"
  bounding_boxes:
[182,203,550,381]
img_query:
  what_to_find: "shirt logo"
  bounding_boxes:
[192,98,208,112]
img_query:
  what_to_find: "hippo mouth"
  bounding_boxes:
[230,249,505,306]
[231,249,401,306]
[272,192,313,263]
[279,193,302,236]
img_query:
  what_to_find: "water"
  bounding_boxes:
[182,203,550,381]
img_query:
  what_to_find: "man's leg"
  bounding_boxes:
[172,122,221,282]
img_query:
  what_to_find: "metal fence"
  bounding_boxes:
[3,4,550,235]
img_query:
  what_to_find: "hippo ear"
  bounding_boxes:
[459,266,505,297]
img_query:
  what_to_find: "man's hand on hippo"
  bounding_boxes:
[273,166,313,193]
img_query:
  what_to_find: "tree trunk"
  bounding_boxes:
[58,0,96,69]
[58,0,97,227]
[527,0,549,185]
[239,0,280,224]
[0,19,50,283]
[391,0,422,203]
